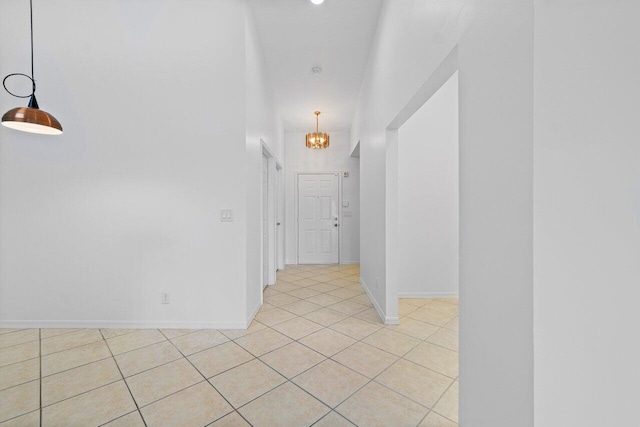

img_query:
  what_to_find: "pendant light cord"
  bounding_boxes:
[2,0,37,99]
[30,0,34,82]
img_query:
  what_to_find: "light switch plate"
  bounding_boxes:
[342,201,349,208]
[221,209,233,222]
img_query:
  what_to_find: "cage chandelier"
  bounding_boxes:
[305,111,329,149]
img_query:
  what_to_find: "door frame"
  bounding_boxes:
[261,152,269,290]
[261,140,277,287]
[294,171,343,265]
[276,161,285,271]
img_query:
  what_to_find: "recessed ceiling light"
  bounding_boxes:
[311,0,325,5]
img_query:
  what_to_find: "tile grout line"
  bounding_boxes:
[171,296,362,423]
[0,337,40,352]
[269,268,456,425]
[39,328,42,427]
[39,354,115,380]
[417,410,433,426]
[157,329,255,427]
[252,269,375,420]
[98,329,148,427]
[310,410,356,427]
[210,269,447,420]
[41,336,105,358]
[435,381,459,423]
[38,335,281,426]
[286,321,411,417]
[0,355,41,371]
[0,406,39,425]
[39,328,85,340]
[247,298,392,421]
[37,375,123,411]
[33,334,186,385]
[96,410,142,427]
[7,266,455,427]
[0,328,27,336]
[422,379,459,425]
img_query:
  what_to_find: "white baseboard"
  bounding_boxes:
[0,319,248,330]
[246,302,261,328]
[385,314,399,325]
[359,277,399,325]
[397,291,459,298]
[285,261,360,266]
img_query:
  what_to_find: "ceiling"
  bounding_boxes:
[248,0,384,132]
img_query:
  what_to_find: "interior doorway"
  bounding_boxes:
[397,71,459,300]
[296,172,340,264]
[384,48,459,424]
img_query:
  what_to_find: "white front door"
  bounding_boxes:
[298,173,339,264]
[262,154,269,288]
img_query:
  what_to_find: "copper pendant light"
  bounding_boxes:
[1,0,63,135]
[305,111,329,149]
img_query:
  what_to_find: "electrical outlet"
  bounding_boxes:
[161,293,170,304]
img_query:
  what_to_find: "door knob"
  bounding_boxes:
[277,222,281,226]
[334,223,339,227]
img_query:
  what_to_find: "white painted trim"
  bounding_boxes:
[387,45,458,131]
[294,171,343,265]
[398,292,459,298]
[360,277,399,325]
[275,162,285,271]
[385,129,400,323]
[260,138,275,159]
[339,261,360,265]
[245,302,262,328]
[261,139,278,287]
[383,47,459,328]
[350,140,360,158]
[0,320,248,330]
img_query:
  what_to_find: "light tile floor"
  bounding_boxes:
[0,264,458,426]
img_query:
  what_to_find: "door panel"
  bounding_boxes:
[298,173,339,264]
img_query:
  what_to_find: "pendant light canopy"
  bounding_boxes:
[1,0,63,135]
[305,111,329,149]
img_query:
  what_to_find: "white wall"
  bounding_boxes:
[458,3,534,423]
[284,131,359,265]
[352,0,533,424]
[244,4,281,321]
[533,2,640,425]
[397,72,458,298]
[355,0,640,424]
[0,0,254,329]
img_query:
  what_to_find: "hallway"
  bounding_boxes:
[0,264,458,426]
